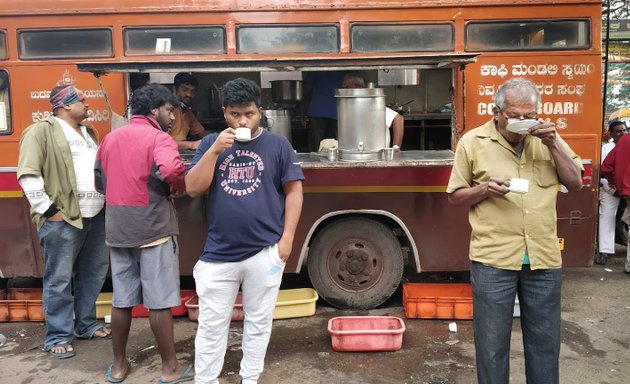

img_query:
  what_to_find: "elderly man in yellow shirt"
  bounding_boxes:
[169,72,208,151]
[447,77,582,384]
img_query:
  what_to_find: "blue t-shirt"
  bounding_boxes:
[304,71,350,120]
[189,129,305,262]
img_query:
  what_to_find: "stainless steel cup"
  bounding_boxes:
[383,147,394,161]
[327,148,338,161]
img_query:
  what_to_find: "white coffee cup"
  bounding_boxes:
[235,127,251,141]
[506,119,538,135]
[509,178,529,194]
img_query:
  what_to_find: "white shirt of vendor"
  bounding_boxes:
[385,107,398,146]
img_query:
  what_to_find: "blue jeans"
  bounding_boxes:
[38,210,109,351]
[470,261,562,384]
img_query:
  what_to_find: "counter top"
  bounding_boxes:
[297,150,454,168]
[180,150,196,167]
[402,112,451,120]
[180,149,454,168]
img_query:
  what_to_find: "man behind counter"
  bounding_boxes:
[169,72,208,151]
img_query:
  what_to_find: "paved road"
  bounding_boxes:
[1,250,629,384]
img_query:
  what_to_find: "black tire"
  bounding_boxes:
[307,217,404,309]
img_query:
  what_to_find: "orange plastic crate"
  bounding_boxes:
[8,301,29,321]
[0,290,8,322]
[403,283,473,320]
[27,300,44,321]
[328,316,405,352]
[0,289,44,322]
[8,288,42,301]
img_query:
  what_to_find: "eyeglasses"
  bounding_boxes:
[499,110,537,120]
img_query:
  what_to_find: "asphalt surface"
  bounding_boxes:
[1,248,629,384]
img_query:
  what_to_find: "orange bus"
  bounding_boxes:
[0,0,601,308]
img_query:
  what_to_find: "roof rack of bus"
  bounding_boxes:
[76,54,479,74]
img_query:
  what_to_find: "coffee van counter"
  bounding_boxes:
[180,150,454,168]
[180,149,197,167]
[296,150,454,169]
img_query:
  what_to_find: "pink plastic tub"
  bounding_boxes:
[185,293,244,322]
[131,289,196,318]
[327,316,405,352]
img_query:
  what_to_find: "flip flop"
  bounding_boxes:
[106,362,129,383]
[156,363,194,384]
[48,341,75,359]
[91,326,112,339]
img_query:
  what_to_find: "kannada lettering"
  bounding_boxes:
[478,83,586,96]
[480,63,596,79]
[31,109,110,123]
[29,89,105,99]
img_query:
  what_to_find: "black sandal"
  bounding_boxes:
[48,341,75,359]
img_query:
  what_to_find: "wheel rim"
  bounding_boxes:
[326,238,385,292]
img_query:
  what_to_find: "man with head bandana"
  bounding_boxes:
[17,84,111,359]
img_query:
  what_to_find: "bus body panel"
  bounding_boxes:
[0,0,602,309]
[0,0,602,15]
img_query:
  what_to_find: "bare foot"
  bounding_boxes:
[49,342,75,359]
[92,326,111,339]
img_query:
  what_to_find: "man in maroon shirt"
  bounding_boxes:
[601,127,630,273]
[95,83,192,383]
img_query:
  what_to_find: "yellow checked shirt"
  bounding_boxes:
[169,107,206,141]
[447,119,582,270]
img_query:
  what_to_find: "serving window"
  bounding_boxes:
[124,26,225,56]
[0,31,6,60]
[237,24,339,54]
[18,28,113,59]
[351,23,454,52]
[0,69,11,134]
[466,19,590,51]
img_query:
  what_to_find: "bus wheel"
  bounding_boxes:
[307,217,404,309]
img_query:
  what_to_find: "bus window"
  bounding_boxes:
[351,23,453,52]
[0,70,11,134]
[237,24,338,54]
[124,26,225,56]
[0,31,6,59]
[466,19,590,51]
[18,28,113,59]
